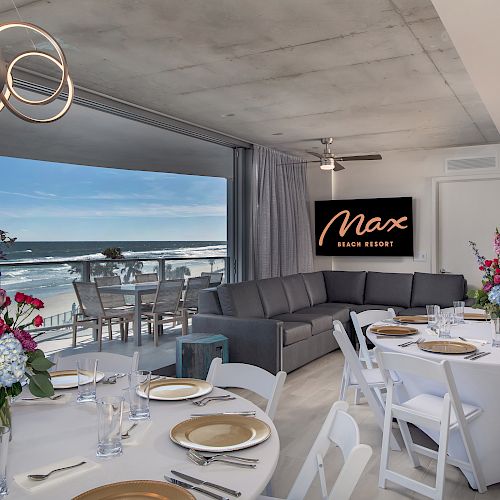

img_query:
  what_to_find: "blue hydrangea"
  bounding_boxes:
[488,285,500,306]
[0,334,27,388]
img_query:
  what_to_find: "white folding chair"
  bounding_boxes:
[349,308,395,404]
[333,320,400,451]
[260,400,372,500]
[53,351,139,373]
[206,358,286,421]
[375,349,486,499]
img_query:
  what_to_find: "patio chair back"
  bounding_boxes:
[183,276,210,310]
[152,280,183,314]
[95,276,126,309]
[73,281,105,318]
[201,272,223,286]
[135,272,159,303]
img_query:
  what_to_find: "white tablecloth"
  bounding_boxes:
[8,378,280,499]
[368,321,500,488]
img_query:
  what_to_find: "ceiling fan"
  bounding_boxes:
[304,137,382,171]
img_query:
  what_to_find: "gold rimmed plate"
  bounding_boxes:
[418,340,477,355]
[394,315,428,324]
[371,325,418,336]
[138,378,213,401]
[464,312,488,321]
[50,370,105,390]
[72,480,195,499]
[170,414,271,452]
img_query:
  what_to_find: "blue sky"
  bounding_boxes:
[0,156,227,241]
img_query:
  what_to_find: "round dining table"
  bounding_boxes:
[9,377,280,499]
[368,320,500,489]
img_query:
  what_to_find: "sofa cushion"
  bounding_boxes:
[364,272,413,308]
[298,304,351,324]
[411,272,466,308]
[282,274,311,312]
[198,288,222,315]
[302,272,327,305]
[323,271,366,305]
[273,313,331,335]
[282,322,312,346]
[256,277,290,318]
[398,307,427,316]
[217,282,265,318]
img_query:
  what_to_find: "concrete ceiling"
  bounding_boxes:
[0,0,498,159]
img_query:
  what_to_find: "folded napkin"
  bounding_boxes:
[13,393,72,406]
[122,420,152,447]
[14,456,98,492]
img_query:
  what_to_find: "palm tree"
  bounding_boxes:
[121,260,144,284]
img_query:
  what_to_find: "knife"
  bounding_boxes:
[171,470,241,497]
[165,476,230,500]
[190,411,256,417]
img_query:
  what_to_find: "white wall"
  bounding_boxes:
[307,143,500,274]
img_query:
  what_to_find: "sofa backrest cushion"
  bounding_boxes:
[217,282,265,318]
[364,272,413,307]
[323,271,366,305]
[411,272,466,307]
[282,274,311,312]
[302,272,327,306]
[198,288,222,315]
[256,277,290,318]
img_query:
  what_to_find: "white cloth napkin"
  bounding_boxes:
[14,456,98,492]
[122,420,152,446]
[13,393,72,406]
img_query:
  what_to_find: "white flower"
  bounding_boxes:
[0,334,27,387]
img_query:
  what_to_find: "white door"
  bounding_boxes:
[437,177,500,288]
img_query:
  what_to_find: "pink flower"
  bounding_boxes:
[495,231,500,255]
[11,329,37,352]
[33,315,43,327]
[485,260,493,267]
[484,282,493,292]
[0,319,6,335]
[3,297,10,307]
[494,275,500,285]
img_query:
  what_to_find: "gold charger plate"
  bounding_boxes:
[394,315,428,324]
[50,370,105,390]
[418,340,477,355]
[171,414,271,452]
[138,378,213,401]
[370,325,418,336]
[73,480,195,500]
[464,312,488,321]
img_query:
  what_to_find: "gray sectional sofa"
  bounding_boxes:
[192,271,470,374]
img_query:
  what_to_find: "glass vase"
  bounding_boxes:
[0,401,11,443]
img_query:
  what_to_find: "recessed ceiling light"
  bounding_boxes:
[271,132,283,136]
[221,113,235,117]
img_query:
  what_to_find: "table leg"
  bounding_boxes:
[181,308,188,336]
[135,291,142,347]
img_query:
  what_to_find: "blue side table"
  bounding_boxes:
[176,333,229,379]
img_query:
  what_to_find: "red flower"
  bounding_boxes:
[479,266,485,271]
[494,275,500,285]
[14,292,26,303]
[495,259,499,265]
[485,260,493,267]
[0,319,6,335]
[31,298,44,309]
[24,295,33,305]
[33,315,43,327]
[496,269,500,275]
[3,297,10,307]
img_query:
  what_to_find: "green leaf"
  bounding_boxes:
[10,382,22,398]
[30,356,54,372]
[28,373,54,398]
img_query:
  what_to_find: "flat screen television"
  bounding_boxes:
[315,197,414,256]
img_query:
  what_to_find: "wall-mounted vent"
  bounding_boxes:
[445,155,498,174]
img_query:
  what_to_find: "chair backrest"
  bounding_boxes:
[135,273,159,303]
[201,272,224,286]
[73,281,105,318]
[94,276,126,308]
[53,351,139,373]
[152,280,183,314]
[350,308,395,368]
[183,276,210,310]
[287,400,372,500]
[206,358,286,420]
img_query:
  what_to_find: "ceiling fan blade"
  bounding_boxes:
[336,154,382,161]
[333,161,345,172]
[306,151,324,159]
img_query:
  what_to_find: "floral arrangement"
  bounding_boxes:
[469,228,500,315]
[0,289,54,426]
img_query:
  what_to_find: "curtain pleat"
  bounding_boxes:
[251,145,314,279]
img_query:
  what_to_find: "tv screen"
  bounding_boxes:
[315,197,414,256]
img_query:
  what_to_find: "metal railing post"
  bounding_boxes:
[158,258,166,281]
[81,261,91,282]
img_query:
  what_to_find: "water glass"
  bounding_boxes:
[77,359,98,403]
[125,370,151,420]
[453,301,465,324]
[0,427,9,496]
[437,312,452,338]
[96,396,124,458]
[426,305,440,329]
[491,318,500,347]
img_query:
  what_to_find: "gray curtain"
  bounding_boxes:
[249,145,314,279]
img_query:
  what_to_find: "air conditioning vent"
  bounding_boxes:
[445,155,497,174]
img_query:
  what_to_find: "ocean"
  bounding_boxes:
[0,241,227,298]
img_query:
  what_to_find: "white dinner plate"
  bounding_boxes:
[50,370,105,390]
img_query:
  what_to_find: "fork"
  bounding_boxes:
[27,461,87,481]
[188,448,259,463]
[399,337,422,348]
[187,449,257,468]
[192,395,235,406]
[464,351,484,359]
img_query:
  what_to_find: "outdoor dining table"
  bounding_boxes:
[368,320,500,489]
[9,376,280,499]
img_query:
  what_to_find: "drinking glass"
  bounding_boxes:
[438,312,452,338]
[77,359,98,403]
[0,427,10,496]
[96,396,124,458]
[125,370,151,420]
[453,301,465,324]
[491,317,500,347]
[426,305,440,330]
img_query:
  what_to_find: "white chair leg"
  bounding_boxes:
[353,387,362,405]
[339,363,349,401]
[379,389,394,489]
[435,397,451,500]
[398,419,421,468]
